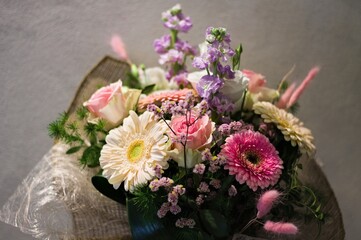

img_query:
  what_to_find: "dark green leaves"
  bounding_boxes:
[80,145,101,167]
[199,209,230,238]
[66,146,82,154]
[232,43,243,70]
[48,112,83,144]
[123,64,142,89]
[141,84,156,95]
[76,106,88,120]
[91,175,126,205]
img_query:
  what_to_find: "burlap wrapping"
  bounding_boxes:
[0,56,345,240]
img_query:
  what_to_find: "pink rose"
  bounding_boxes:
[170,113,214,150]
[243,69,267,93]
[83,81,140,127]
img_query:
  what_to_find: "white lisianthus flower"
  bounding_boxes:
[187,70,249,111]
[139,67,177,90]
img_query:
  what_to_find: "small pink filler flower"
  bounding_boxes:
[221,130,283,191]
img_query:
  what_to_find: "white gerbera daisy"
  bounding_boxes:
[253,102,315,156]
[100,110,169,192]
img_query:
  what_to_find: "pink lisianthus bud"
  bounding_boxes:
[242,69,267,93]
[287,67,320,108]
[256,190,281,218]
[263,221,298,235]
[111,35,129,61]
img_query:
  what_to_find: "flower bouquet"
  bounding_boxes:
[0,4,345,240]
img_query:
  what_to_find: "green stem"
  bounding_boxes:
[239,89,248,117]
[212,61,218,77]
[206,67,210,76]
[162,117,177,136]
[170,30,177,48]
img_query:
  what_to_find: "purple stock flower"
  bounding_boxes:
[154,34,172,54]
[196,75,223,99]
[207,45,223,63]
[162,4,193,33]
[192,56,208,70]
[209,93,234,114]
[159,49,184,65]
[175,40,197,55]
[218,64,235,79]
[172,72,189,86]
[177,17,192,33]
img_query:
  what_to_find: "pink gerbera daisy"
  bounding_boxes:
[221,130,283,191]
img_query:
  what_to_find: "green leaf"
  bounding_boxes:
[76,106,88,120]
[174,228,208,240]
[199,209,230,238]
[80,145,101,167]
[123,64,142,89]
[66,146,82,154]
[232,43,243,70]
[127,198,170,240]
[89,133,97,145]
[91,175,126,205]
[141,84,156,95]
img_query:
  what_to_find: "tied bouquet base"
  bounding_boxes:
[0,56,344,240]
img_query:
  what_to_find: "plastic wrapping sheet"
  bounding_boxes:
[0,143,131,240]
[0,143,266,240]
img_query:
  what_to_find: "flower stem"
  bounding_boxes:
[162,117,177,136]
[239,88,248,117]
[239,217,258,234]
[170,30,177,48]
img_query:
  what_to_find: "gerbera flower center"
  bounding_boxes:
[245,151,260,165]
[127,139,145,163]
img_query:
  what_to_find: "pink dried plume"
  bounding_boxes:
[263,220,298,235]
[111,35,129,61]
[256,190,281,218]
[277,67,320,109]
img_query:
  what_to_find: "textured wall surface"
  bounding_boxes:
[0,0,360,239]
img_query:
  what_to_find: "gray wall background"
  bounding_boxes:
[1,0,360,239]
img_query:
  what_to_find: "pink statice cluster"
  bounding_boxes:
[153,183,186,218]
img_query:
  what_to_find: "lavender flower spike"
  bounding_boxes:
[196,75,223,99]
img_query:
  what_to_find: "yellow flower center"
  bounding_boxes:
[127,139,145,163]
